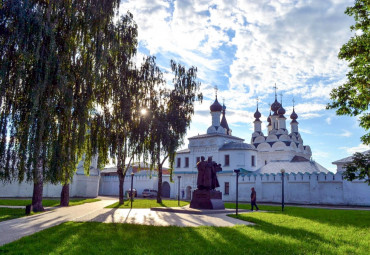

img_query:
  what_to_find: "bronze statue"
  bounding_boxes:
[196,156,221,190]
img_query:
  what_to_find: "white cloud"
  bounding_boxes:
[326,117,332,125]
[299,128,313,134]
[340,144,370,155]
[341,130,352,137]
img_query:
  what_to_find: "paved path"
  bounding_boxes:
[0,199,253,246]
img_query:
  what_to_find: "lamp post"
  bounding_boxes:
[177,176,181,206]
[234,169,240,215]
[280,169,285,211]
[130,172,134,209]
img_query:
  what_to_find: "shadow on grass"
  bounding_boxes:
[0,221,340,255]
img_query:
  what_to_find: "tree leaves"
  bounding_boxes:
[343,151,370,185]
[327,0,370,145]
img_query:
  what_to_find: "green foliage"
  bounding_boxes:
[1,207,369,254]
[343,151,370,184]
[0,0,121,209]
[105,199,189,208]
[327,0,370,145]
[0,198,100,207]
[144,61,202,202]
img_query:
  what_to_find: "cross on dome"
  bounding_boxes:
[273,83,278,99]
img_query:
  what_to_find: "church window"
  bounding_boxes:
[251,156,255,167]
[177,158,181,168]
[196,157,200,164]
[265,160,267,165]
[185,157,189,168]
[224,182,229,195]
[224,155,230,166]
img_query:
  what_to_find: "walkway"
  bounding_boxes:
[0,199,253,246]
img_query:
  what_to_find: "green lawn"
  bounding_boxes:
[0,208,36,222]
[106,198,189,208]
[224,202,281,211]
[1,206,369,254]
[0,198,100,207]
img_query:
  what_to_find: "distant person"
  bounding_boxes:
[251,187,259,211]
[181,190,185,199]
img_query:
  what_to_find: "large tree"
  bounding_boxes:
[327,0,370,184]
[0,0,120,211]
[327,0,370,145]
[97,13,164,204]
[146,61,202,203]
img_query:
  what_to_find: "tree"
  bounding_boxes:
[0,0,120,211]
[343,151,370,185]
[146,61,202,203]
[97,15,164,204]
[327,0,370,145]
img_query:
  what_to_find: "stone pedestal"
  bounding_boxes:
[190,189,225,209]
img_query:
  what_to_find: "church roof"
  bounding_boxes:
[291,155,309,162]
[219,142,256,151]
[188,133,244,141]
[332,150,370,164]
[177,148,190,154]
[220,103,230,132]
[210,97,223,112]
[257,160,330,174]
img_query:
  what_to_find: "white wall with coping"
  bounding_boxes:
[0,173,100,198]
[173,172,370,206]
[2,170,368,206]
[98,174,175,197]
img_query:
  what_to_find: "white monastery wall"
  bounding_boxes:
[0,173,99,198]
[172,172,370,206]
[98,174,175,197]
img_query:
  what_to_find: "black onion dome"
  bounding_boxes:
[254,108,261,120]
[267,112,271,123]
[277,106,286,116]
[270,99,281,113]
[290,109,298,120]
[210,97,222,112]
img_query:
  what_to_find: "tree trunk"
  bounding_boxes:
[32,181,44,212]
[157,162,163,203]
[118,171,125,204]
[60,183,70,206]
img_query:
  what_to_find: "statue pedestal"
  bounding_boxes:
[190,189,225,209]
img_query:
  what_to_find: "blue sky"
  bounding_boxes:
[119,0,369,172]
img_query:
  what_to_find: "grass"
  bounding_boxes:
[0,198,100,222]
[106,198,189,208]
[224,202,280,211]
[1,206,369,254]
[0,198,100,207]
[0,208,38,222]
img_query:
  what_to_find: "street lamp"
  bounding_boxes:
[177,176,181,206]
[131,172,134,209]
[234,169,240,215]
[280,169,285,211]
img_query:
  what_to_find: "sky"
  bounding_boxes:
[118,0,369,172]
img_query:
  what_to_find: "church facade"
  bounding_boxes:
[174,94,329,188]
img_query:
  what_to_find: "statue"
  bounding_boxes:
[191,156,224,209]
[196,156,221,190]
